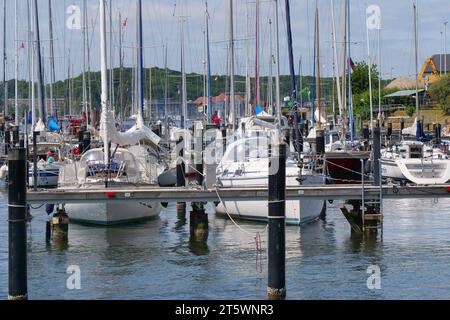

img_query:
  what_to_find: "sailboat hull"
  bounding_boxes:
[65,202,162,226]
[215,174,325,226]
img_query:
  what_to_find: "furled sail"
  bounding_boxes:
[100,110,161,147]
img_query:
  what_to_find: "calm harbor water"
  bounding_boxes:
[1,188,450,300]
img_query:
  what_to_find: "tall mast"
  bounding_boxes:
[377,15,382,121]
[109,0,115,115]
[164,43,169,139]
[229,0,235,130]
[254,0,260,109]
[316,6,321,129]
[366,1,374,130]
[205,2,212,122]
[180,17,187,130]
[99,0,109,167]
[347,0,353,140]
[136,0,144,120]
[298,57,302,108]
[27,0,31,123]
[268,18,273,116]
[14,0,18,125]
[274,0,281,126]
[32,0,46,125]
[311,9,317,128]
[285,0,302,153]
[3,0,7,119]
[119,12,124,124]
[414,1,419,117]
[48,0,56,119]
[330,0,344,131]
[341,0,347,125]
[87,18,93,125]
[149,66,152,120]
[82,0,88,124]
[245,2,251,116]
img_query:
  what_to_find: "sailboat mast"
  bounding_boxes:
[32,0,46,125]
[274,0,281,126]
[347,0,353,140]
[109,0,115,115]
[285,0,302,153]
[330,0,344,130]
[205,2,212,122]
[119,12,124,125]
[341,0,347,123]
[414,1,419,117]
[48,0,56,119]
[244,3,250,116]
[149,67,152,121]
[366,2,374,130]
[254,0,260,109]
[268,18,273,116]
[229,0,235,131]
[99,0,109,167]
[316,6,321,129]
[164,43,169,139]
[2,0,7,118]
[82,0,88,124]
[180,18,187,131]
[136,0,144,120]
[14,0,19,125]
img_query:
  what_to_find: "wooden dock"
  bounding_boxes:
[27,184,450,204]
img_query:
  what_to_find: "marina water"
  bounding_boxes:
[1,188,450,300]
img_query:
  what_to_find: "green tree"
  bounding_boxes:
[429,74,450,115]
[351,61,380,95]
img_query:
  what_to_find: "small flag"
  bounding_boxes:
[19,43,24,49]
[123,17,128,27]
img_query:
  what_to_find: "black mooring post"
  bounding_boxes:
[373,126,381,186]
[32,131,39,191]
[267,143,286,299]
[176,136,186,214]
[176,137,185,188]
[4,128,10,155]
[12,127,19,146]
[8,147,28,300]
[315,129,325,155]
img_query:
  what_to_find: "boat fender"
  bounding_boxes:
[45,204,55,215]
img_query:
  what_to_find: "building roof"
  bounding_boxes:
[384,89,425,98]
[193,93,245,106]
[425,54,450,73]
[385,77,424,90]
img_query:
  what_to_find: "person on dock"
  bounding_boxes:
[213,111,221,129]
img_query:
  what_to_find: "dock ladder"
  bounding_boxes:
[361,159,384,234]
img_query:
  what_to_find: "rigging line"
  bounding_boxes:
[215,187,268,236]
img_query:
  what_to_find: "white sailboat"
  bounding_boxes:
[380,3,450,185]
[215,0,325,226]
[215,124,325,225]
[59,0,164,225]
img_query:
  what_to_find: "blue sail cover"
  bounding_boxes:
[48,116,60,132]
[416,120,433,142]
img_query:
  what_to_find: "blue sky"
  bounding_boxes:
[2,0,450,82]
